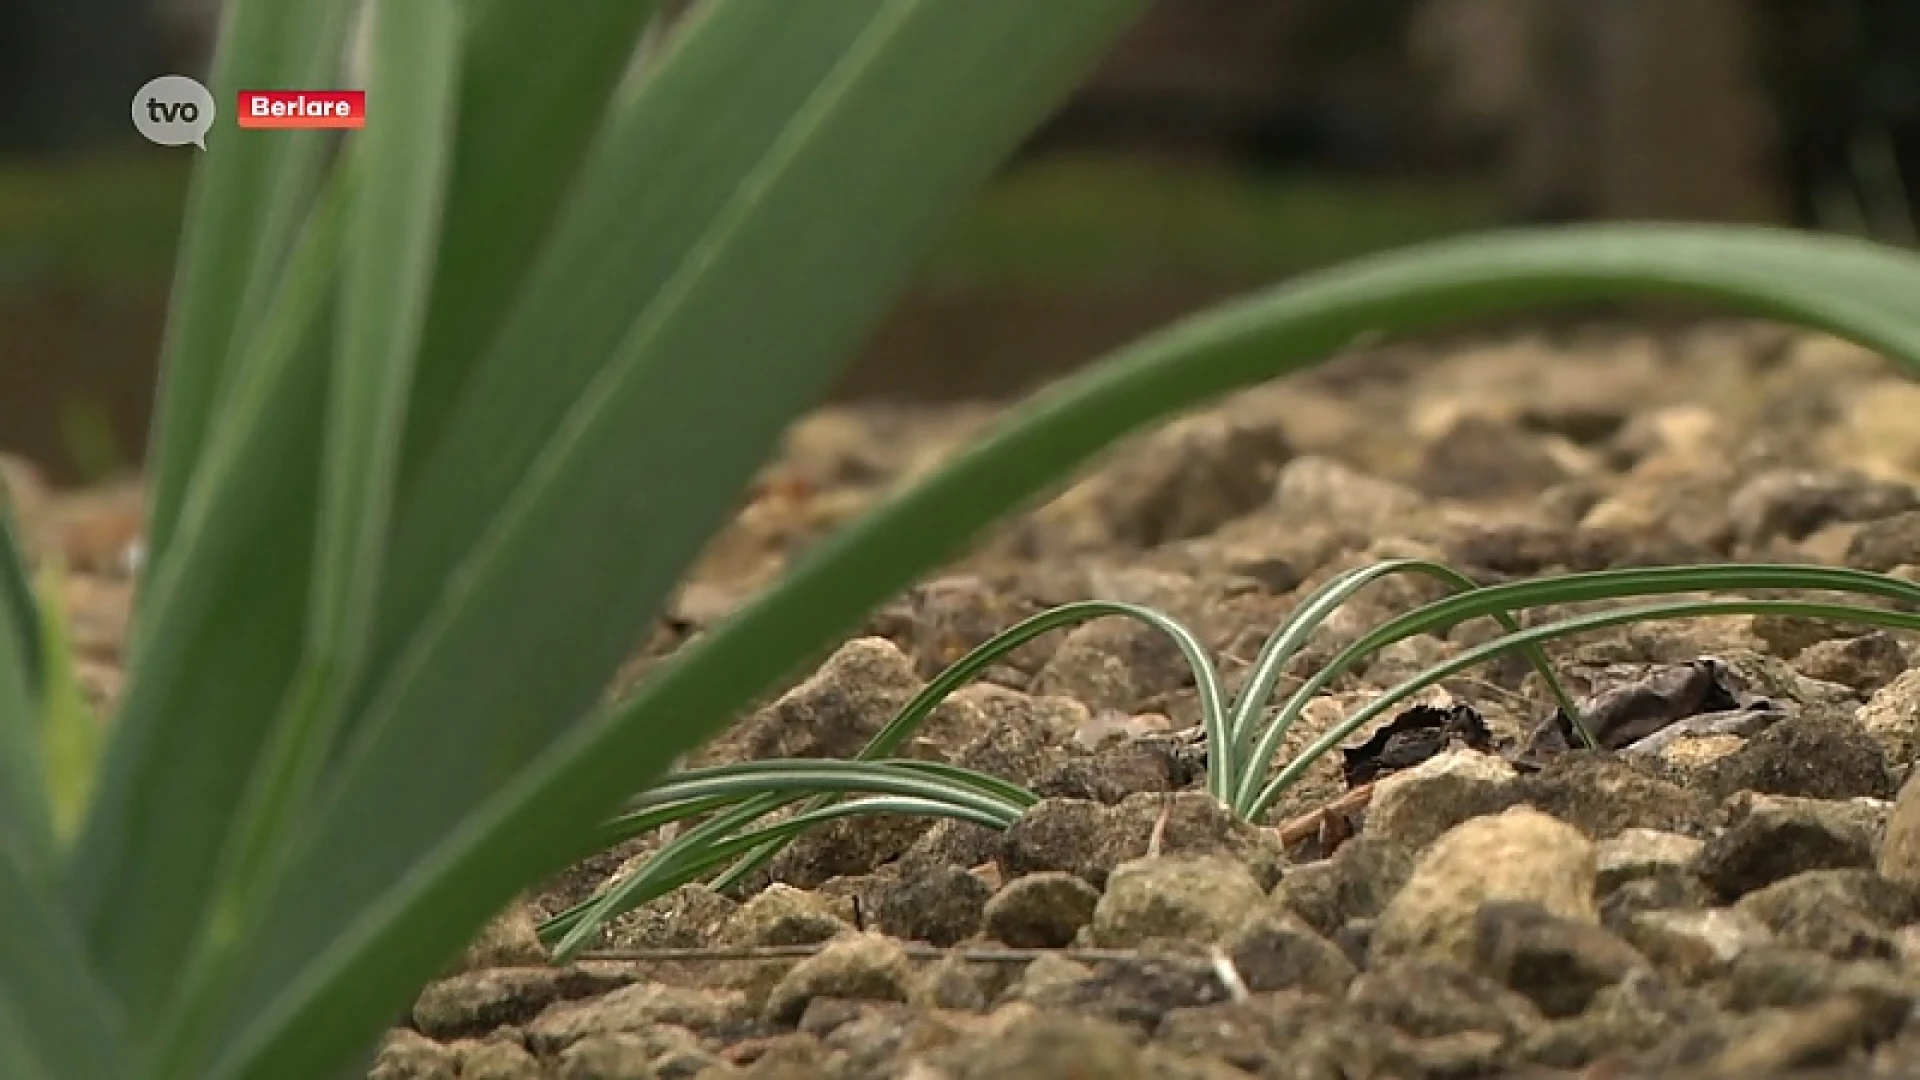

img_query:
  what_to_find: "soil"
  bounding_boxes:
[12,319,1920,1079]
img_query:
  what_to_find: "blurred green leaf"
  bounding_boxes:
[313,0,458,690]
[0,498,51,869]
[148,4,467,1073]
[33,561,99,843]
[156,1,1145,1075]
[0,522,115,1076]
[69,176,344,1029]
[0,838,125,1079]
[400,0,664,477]
[139,0,352,574]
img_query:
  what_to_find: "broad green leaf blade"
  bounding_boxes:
[0,833,125,1079]
[354,0,892,717]
[314,0,459,698]
[0,500,51,866]
[0,494,43,705]
[147,8,466,1074]
[400,0,663,478]
[207,2,1147,1075]
[68,177,347,1029]
[140,0,353,577]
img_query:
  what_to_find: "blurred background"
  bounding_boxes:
[1,0,1916,483]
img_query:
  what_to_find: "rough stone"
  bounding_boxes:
[983,871,1101,948]
[708,637,921,762]
[1595,828,1706,893]
[1018,945,1234,1032]
[1034,742,1187,804]
[1374,806,1598,965]
[554,1033,661,1080]
[924,1010,1150,1080]
[997,953,1094,1009]
[1271,454,1428,529]
[1516,752,1714,839]
[603,885,738,951]
[766,812,933,889]
[1089,854,1267,947]
[527,983,754,1052]
[1794,631,1908,693]
[1031,617,1197,713]
[1347,959,1546,1042]
[452,901,548,974]
[368,1030,457,1080]
[1620,908,1773,984]
[1363,748,1518,858]
[413,967,628,1041]
[455,1039,545,1080]
[716,884,853,947]
[1696,709,1895,802]
[1859,669,1920,778]
[1222,910,1359,996]
[1516,973,1723,1070]
[1727,468,1918,547]
[1693,793,1883,900]
[862,864,990,946]
[1600,870,1717,933]
[763,933,917,1027]
[1416,414,1572,498]
[1157,992,1462,1079]
[1000,792,1279,890]
[1846,509,1920,572]
[1735,869,1920,961]
[1471,901,1649,1017]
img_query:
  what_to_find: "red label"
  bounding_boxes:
[236,90,366,129]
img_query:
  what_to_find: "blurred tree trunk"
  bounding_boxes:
[1513,0,1783,222]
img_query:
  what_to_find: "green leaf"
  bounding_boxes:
[0,833,125,1079]
[0,492,43,705]
[68,177,346,1028]
[146,5,467,1073]
[0,498,51,866]
[139,0,353,577]
[194,2,1145,1075]
[399,0,664,478]
[33,562,100,843]
[311,0,458,683]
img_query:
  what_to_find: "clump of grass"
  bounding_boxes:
[541,558,1920,959]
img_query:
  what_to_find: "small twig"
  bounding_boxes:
[1208,946,1250,1003]
[1146,791,1173,858]
[578,943,1147,965]
[1273,781,1376,846]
